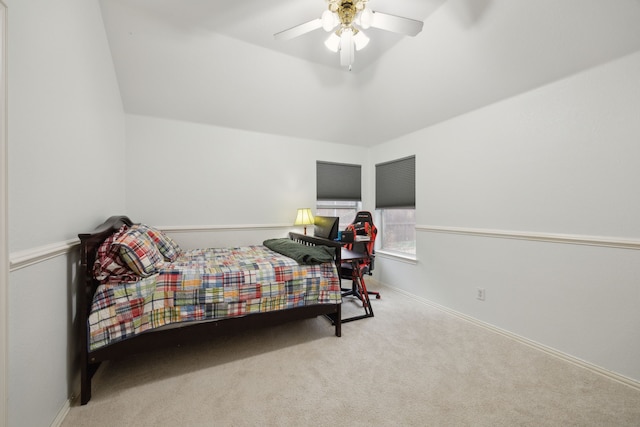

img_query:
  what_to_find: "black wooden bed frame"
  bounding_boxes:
[78,216,343,405]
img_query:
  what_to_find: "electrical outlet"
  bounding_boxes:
[476,288,486,301]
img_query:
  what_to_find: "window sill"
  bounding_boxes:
[376,250,417,264]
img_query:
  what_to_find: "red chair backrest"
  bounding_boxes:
[343,212,377,259]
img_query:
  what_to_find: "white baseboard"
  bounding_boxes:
[50,399,70,427]
[372,279,640,392]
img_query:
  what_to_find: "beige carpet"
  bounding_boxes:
[63,285,640,426]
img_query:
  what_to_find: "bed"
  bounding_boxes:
[78,215,343,404]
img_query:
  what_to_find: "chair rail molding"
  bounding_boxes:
[160,223,292,233]
[8,223,295,272]
[9,239,80,272]
[416,225,640,251]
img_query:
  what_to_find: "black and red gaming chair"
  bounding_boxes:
[340,211,381,300]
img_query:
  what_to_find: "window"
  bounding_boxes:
[316,161,362,229]
[378,209,416,255]
[316,200,361,230]
[376,156,416,256]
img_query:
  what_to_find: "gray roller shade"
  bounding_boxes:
[317,161,362,201]
[376,156,415,208]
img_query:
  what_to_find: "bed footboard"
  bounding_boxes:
[288,232,343,269]
[288,232,343,331]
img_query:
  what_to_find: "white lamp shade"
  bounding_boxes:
[359,9,374,29]
[324,32,341,52]
[321,10,338,32]
[353,30,369,51]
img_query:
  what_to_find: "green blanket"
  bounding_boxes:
[263,238,336,265]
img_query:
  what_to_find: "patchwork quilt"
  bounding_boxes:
[88,245,341,351]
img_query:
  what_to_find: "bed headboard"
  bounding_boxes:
[78,216,133,335]
[79,215,133,284]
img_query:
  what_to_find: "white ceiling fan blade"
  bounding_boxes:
[370,11,424,36]
[274,18,323,41]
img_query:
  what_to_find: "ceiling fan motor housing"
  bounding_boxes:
[328,0,367,26]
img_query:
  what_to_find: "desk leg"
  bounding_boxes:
[341,264,374,323]
[355,270,374,318]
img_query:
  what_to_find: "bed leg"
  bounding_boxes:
[80,363,95,405]
[81,359,100,405]
[335,304,342,337]
[80,366,91,405]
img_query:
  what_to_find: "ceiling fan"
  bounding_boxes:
[274,0,424,70]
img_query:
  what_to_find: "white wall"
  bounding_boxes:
[7,0,126,426]
[0,3,8,426]
[125,114,371,248]
[371,50,640,382]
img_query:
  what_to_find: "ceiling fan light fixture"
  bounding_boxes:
[324,32,341,52]
[353,29,369,51]
[276,0,423,70]
[358,8,373,29]
[321,10,338,32]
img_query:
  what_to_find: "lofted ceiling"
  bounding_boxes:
[99,0,640,146]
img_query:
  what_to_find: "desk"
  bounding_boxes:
[340,248,374,323]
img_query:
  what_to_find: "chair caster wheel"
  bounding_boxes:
[376,295,381,299]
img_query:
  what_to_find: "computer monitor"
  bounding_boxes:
[313,216,339,240]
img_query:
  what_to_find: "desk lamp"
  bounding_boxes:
[294,208,314,235]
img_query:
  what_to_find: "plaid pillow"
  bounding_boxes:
[113,227,165,277]
[93,225,140,283]
[134,223,181,261]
